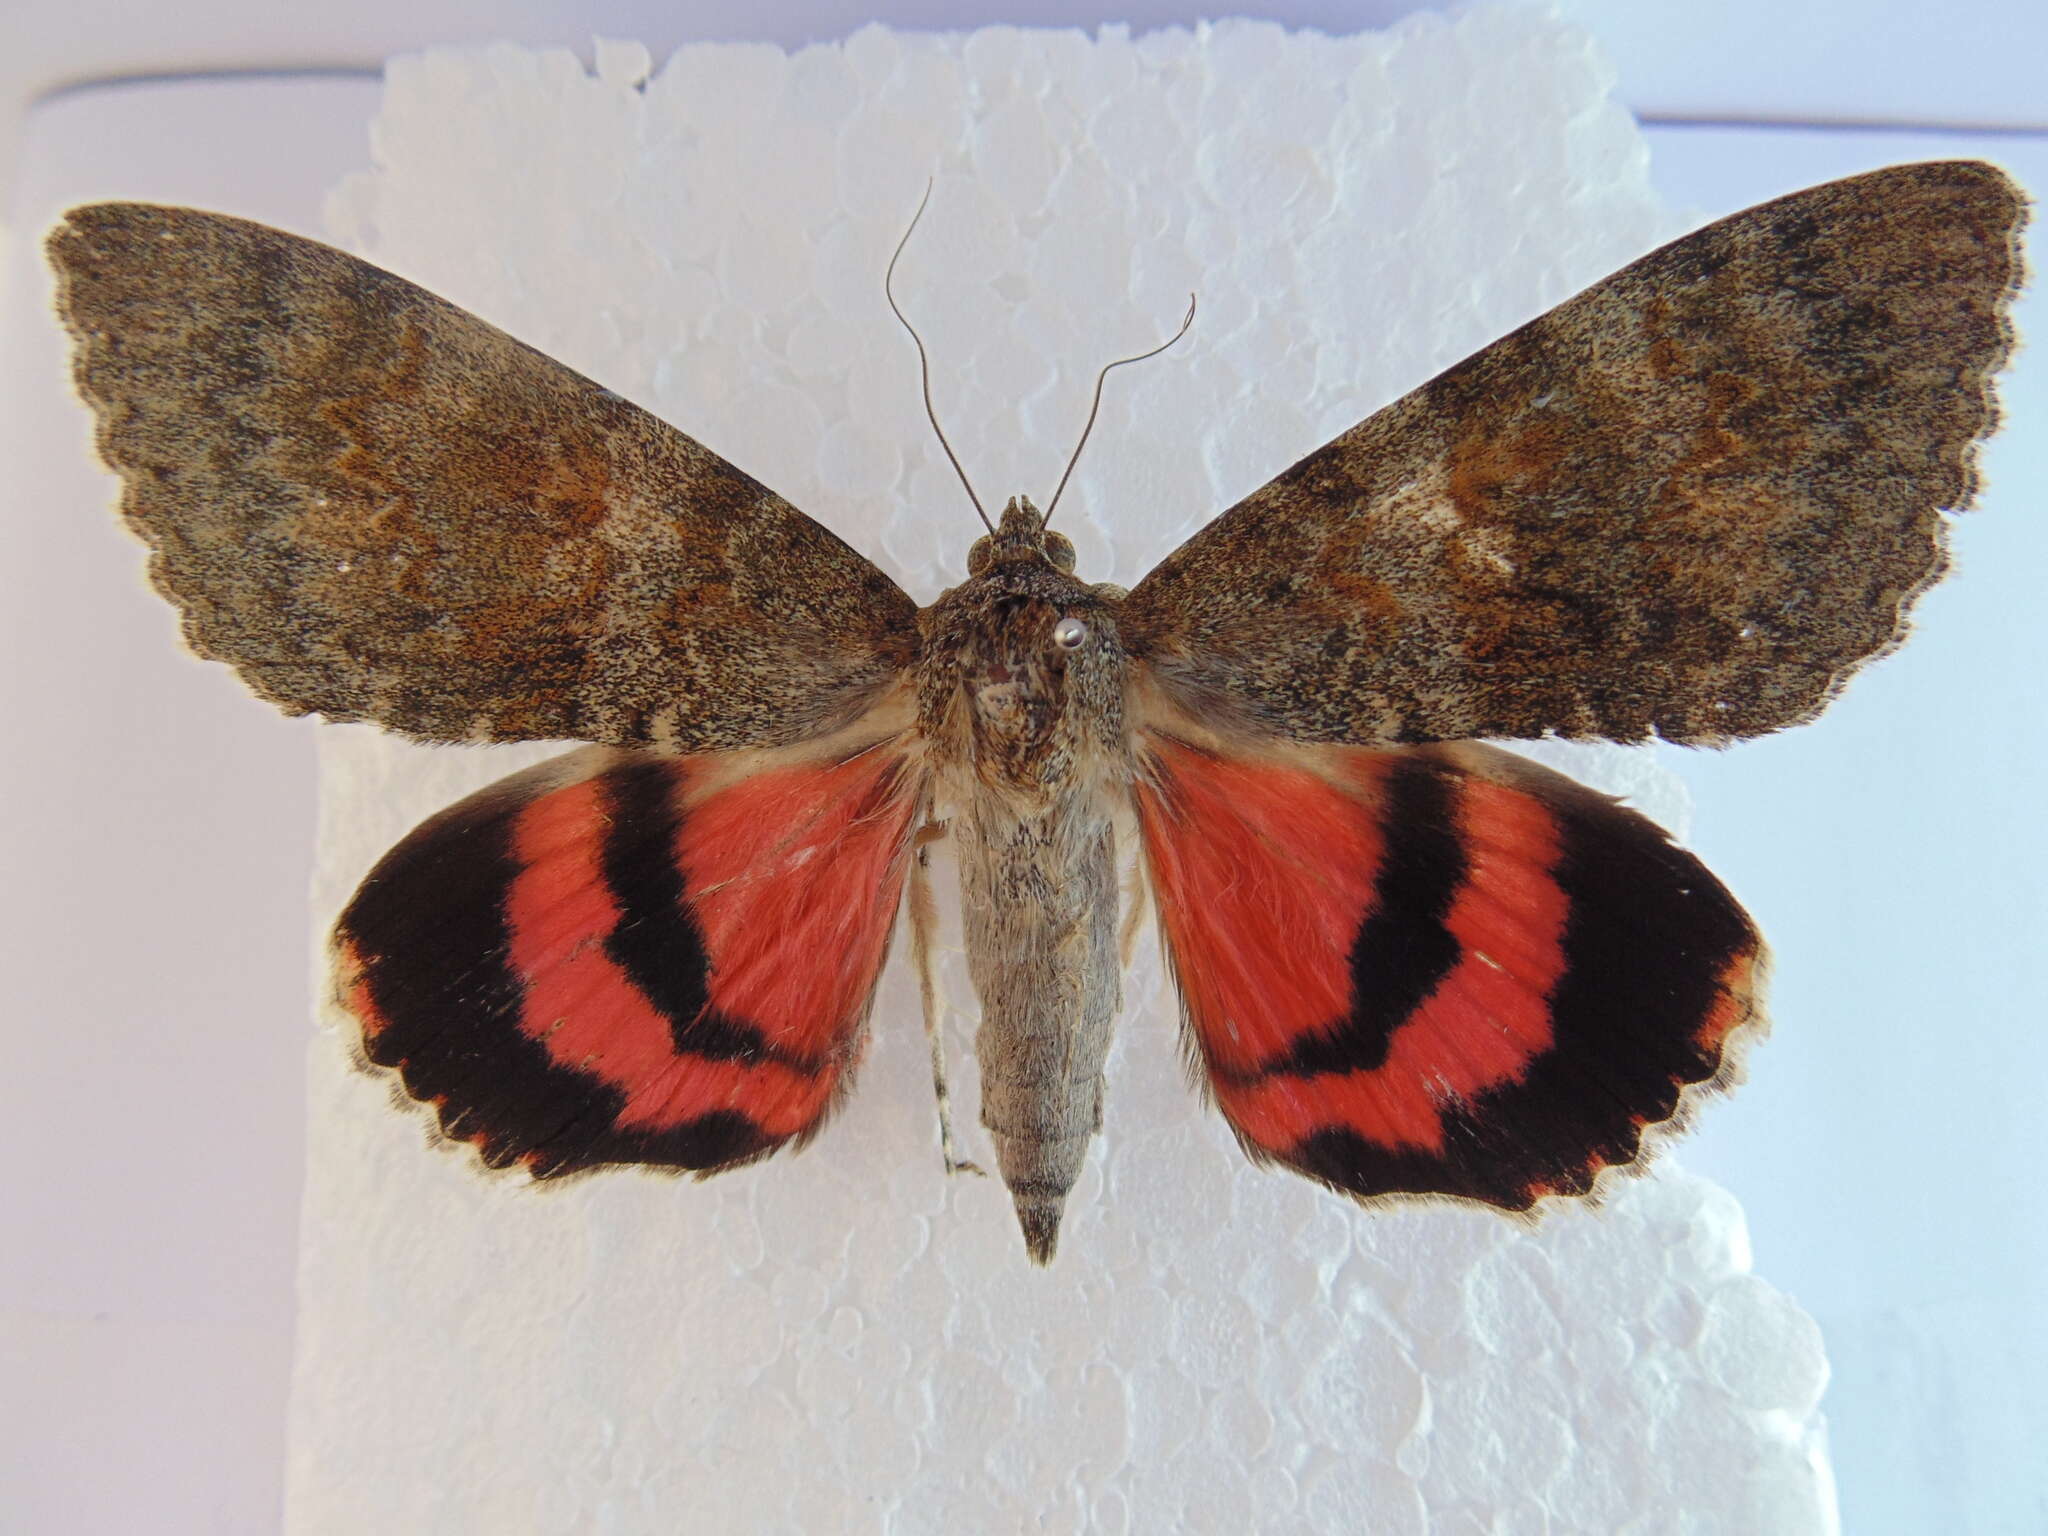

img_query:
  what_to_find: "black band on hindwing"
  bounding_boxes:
[338,765,780,1176]
[1285,773,1758,1208]
[596,758,826,1070]
[1263,756,1468,1079]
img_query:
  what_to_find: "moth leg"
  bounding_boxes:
[909,819,984,1178]
[1119,852,1149,972]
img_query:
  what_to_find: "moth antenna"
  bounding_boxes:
[886,179,996,537]
[1043,292,1197,529]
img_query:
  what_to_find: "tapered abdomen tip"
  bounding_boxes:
[1014,1197,1065,1265]
[992,1132,1084,1265]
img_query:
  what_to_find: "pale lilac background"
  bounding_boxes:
[2,4,2042,1533]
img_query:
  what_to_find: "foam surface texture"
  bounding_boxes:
[294,14,1833,1532]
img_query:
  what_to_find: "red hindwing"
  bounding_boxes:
[336,743,921,1176]
[1135,735,1763,1209]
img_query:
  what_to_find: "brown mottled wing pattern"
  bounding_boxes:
[1122,161,2026,747]
[48,203,916,750]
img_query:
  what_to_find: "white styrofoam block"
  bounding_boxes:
[292,14,1832,1531]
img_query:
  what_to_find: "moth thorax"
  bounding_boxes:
[946,591,1116,797]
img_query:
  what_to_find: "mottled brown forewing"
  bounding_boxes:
[1122,161,2026,747]
[49,204,917,750]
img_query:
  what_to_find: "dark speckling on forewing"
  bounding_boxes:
[48,202,922,754]
[1120,161,2026,754]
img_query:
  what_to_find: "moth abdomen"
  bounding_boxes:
[961,807,1121,1265]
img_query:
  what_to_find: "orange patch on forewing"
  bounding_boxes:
[682,751,918,1064]
[498,768,845,1140]
[1135,738,1386,1078]
[1445,418,1568,527]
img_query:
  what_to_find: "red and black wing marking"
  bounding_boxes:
[1134,735,1764,1210]
[334,742,922,1177]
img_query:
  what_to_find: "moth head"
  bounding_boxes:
[967,494,1076,576]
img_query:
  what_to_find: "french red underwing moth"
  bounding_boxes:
[48,162,2024,1264]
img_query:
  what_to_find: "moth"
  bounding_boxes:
[49,161,2023,1264]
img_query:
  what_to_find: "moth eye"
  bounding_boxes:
[967,536,994,576]
[1042,531,1077,572]
[1052,617,1089,650]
